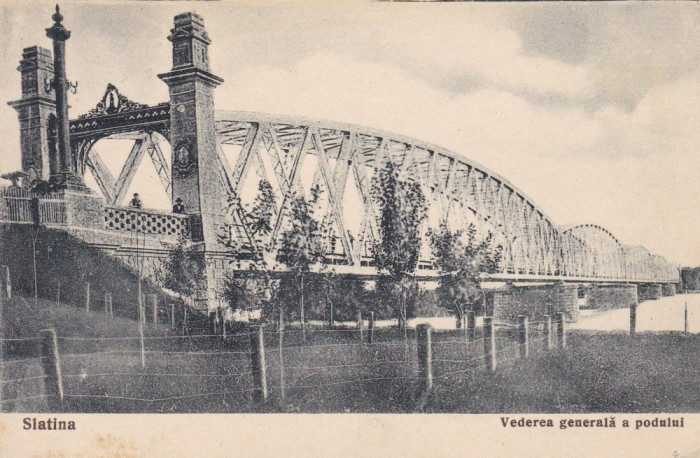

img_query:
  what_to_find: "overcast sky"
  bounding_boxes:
[0,1,698,267]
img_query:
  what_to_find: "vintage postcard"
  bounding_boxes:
[0,0,698,456]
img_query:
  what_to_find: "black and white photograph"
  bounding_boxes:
[0,1,698,456]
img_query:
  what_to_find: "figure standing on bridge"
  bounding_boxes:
[129,193,142,209]
[172,197,185,214]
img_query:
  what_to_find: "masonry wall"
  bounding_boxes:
[0,224,172,319]
[586,284,638,310]
[661,283,676,297]
[488,283,580,323]
[638,283,663,302]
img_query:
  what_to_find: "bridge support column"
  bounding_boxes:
[638,284,662,302]
[8,47,57,184]
[661,284,676,297]
[159,12,228,313]
[586,284,638,311]
[488,282,579,324]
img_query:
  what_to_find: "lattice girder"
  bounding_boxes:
[212,111,677,282]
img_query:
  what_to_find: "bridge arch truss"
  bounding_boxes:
[211,112,678,283]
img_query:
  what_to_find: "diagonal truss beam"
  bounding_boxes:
[231,123,261,196]
[85,149,116,203]
[270,127,311,245]
[113,135,148,205]
[312,128,354,264]
[145,133,171,200]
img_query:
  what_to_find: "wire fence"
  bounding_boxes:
[2,289,696,413]
[0,313,577,413]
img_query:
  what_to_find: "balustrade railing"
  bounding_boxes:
[104,206,190,237]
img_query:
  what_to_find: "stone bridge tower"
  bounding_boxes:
[159,13,230,310]
[8,47,57,183]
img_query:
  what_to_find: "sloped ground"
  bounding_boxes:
[0,224,170,321]
[2,295,697,413]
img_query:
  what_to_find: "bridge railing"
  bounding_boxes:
[0,186,67,226]
[0,186,32,223]
[104,206,191,238]
[38,192,68,225]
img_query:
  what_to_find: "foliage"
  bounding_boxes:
[372,162,427,277]
[220,266,279,317]
[370,160,427,327]
[428,221,502,320]
[220,181,330,326]
[274,186,327,325]
[277,186,325,271]
[156,235,205,300]
[218,180,280,320]
[680,266,700,291]
[247,180,276,253]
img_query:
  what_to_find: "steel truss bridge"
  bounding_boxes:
[4,10,678,287]
[70,104,678,284]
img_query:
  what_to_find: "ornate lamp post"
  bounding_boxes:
[45,5,80,187]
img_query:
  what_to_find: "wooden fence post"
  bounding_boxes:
[483,317,497,372]
[0,283,4,412]
[39,328,64,410]
[368,311,375,345]
[171,303,176,330]
[104,292,112,315]
[518,315,529,358]
[249,325,268,403]
[416,324,433,392]
[56,280,61,306]
[138,295,145,369]
[467,311,476,343]
[149,294,158,326]
[684,301,689,335]
[543,315,554,350]
[1,266,11,300]
[357,310,364,343]
[556,312,566,349]
[629,303,637,336]
[85,282,90,312]
[279,305,285,401]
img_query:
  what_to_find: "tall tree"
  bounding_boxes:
[158,235,206,302]
[429,221,502,325]
[277,185,325,335]
[219,180,279,328]
[371,160,427,329]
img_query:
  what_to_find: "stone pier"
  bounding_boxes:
[637,283,663,302]
[486,283,579,323]
[586,284,638,310]
[661,283,676,297]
